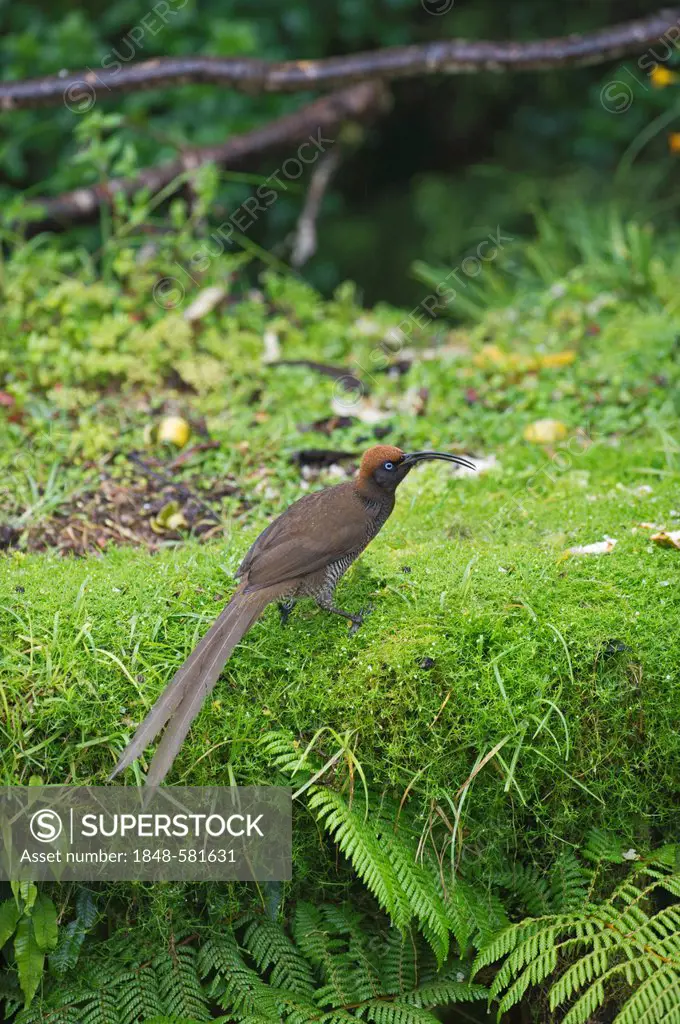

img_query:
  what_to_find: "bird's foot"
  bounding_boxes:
[348,604,374,636]
[278,600,295,626]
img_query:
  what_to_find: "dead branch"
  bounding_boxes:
[0,9,677,111]
[290,147,342,267]
[25,83,387,226]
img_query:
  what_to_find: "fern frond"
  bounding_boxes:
[582,828,628,864]
[320,906,383,1000]
[50,888,98,976]
[241,916,316,996]
[617,966,680,1024]
[448,879,509,956]
[358,1000,440,1024]
[308,790,404,927]
[498,861,552,916]
[382,837,449,965]
[117,966,163,1024]
[154,945,209,1021]
[292,902,339,969]
[313,1013,364,1024]
[479,861,680,1024]
[197,935,282,1020]
[496,948,558,1014]
[259,731,316,776]
[78,990,121,1024]
[472,918,540,976]
[142,1018,231,1024]
[397,978,488,1007]
[379,929,419,996]
[550,851,590,912]
[559,979,606,1024]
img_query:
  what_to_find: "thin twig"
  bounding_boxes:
[290,147,342,267]
[167,441,220,468]
[429,689,452,728]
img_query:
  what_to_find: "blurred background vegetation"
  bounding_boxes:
[2,0,680,305]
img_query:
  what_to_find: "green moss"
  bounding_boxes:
[2,440,679,876]
[2,216,680,882]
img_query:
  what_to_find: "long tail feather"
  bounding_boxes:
[109,585,275,783]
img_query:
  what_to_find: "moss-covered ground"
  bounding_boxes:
[2,214,680,882]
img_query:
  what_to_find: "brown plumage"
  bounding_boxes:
[110,444,475,786]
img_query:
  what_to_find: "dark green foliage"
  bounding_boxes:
[4,0,680,301]
[9,826,680,1022]
[14,907,487,1024]
[50,889,98,975]
[497,851,590,918]
[475,838,680,1023]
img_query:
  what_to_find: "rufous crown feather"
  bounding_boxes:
[358,445,404,481]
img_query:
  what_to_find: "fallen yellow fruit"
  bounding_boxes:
[157,415,191,447]
[473,344,576,373]
[523,419,568,444]
[539,351,576,369]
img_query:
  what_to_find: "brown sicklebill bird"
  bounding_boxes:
[110,444,475,786]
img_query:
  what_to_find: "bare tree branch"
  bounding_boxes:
[1,9,677,111]
[25,83,387,227]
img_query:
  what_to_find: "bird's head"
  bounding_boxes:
[357,444,476,496]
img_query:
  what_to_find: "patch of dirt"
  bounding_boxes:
[0,524,21,550]
[14,473,246,556]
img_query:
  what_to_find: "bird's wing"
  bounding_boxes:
[240,482,370,591]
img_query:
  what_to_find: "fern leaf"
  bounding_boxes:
[382,838,449,965]
[313,1013,364,1024]
[551,946,610,1005]
[291,902,330,968]
[582,829,628,864]
[79,990,121,1024]
[321,906,383,1000]
[154,945,210,1021]
[198,935,281,1019]
[559,980,606,1024]
[241,917,316,996]
[308,790,403,926]
[496,948,558,1015]
[616,965,680,1024]
[259,732,316,776]
[398,978,488,1007]
[550,851,590,912]
[449,880,509,956]
[50,888,98,976]
[498,861,552,916]
[358,1000,440,1024]
[118,966,163,1024]
[379,929,419,996]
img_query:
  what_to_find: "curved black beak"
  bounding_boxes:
[401,450,476,472]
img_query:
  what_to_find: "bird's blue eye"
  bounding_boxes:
[384,461,394,470]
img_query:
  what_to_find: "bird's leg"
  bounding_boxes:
[315,595,373,635]
[278,599,296,626]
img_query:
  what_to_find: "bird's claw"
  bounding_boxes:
[278,600,295,626]
[349,604,374,636]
